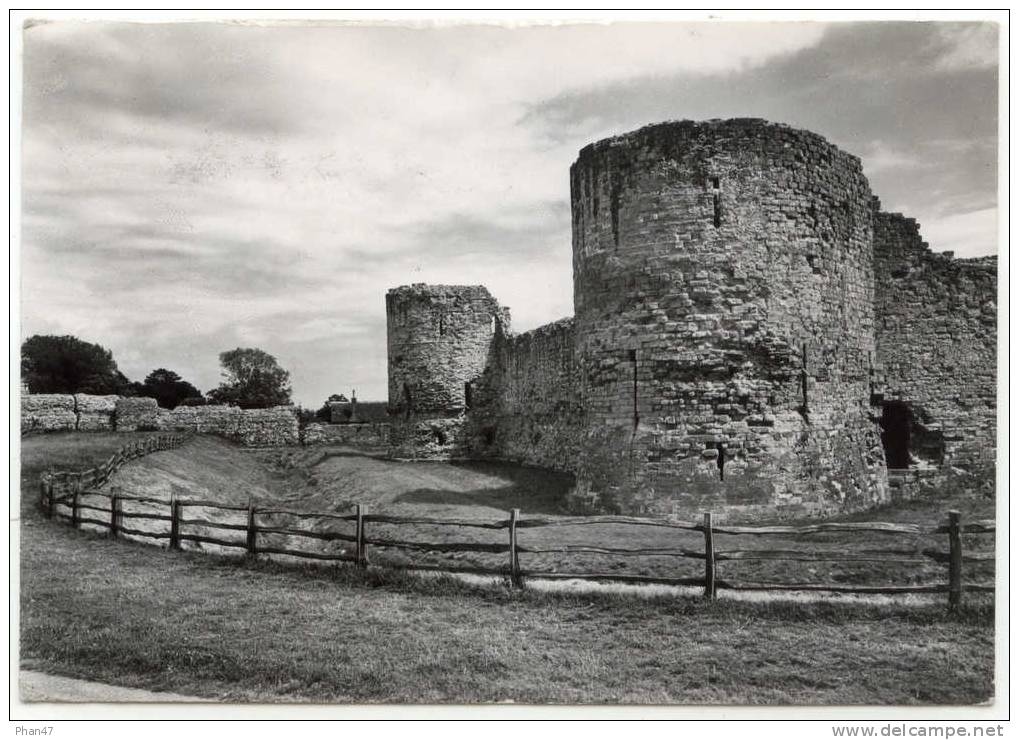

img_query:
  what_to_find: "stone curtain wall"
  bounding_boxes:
[873,207,997,469]
[165,405,300,446]
[389,416,473,460]
[302,422,390,448]
[114,397,162,431]
[386,284,510,417]
[466,318,583,472]
[22,393,299,446]
[21,395,78,432]
[568,119,887,519]
[74,394,119,431]
[23,394,125,433]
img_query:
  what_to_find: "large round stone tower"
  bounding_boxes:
[569,119,888,518]
[386,284,509,418]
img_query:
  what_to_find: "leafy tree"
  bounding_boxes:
[22,335,132,394]
[295,405,319,428]
[141,368,203,409]
[206,347,292,409]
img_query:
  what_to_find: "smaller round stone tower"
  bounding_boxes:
[386,284,510,418]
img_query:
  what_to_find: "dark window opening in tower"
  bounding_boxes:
[629,349,639,428]
[432,428,447,446]
[402,383,413,420]
[716,443,726,481]
[880,401,912,469]
[464,382,473,409]
[438,315,445,336]
[800,344,809,414]
[710,176,722,227]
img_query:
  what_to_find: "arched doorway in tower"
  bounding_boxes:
[880,401,912,469]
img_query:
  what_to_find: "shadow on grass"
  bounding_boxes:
[393,460,575,514]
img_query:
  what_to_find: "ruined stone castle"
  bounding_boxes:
[386,119,996,520]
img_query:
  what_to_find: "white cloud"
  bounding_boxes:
[915,207,998,258]
[935,23,999,70]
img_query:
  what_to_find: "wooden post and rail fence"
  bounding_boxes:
[37,433,995,608]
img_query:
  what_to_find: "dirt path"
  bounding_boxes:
[19,670,213,703]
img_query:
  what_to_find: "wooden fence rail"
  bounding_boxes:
[38,437,995,608]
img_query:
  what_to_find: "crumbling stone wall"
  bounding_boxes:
[21,392,298,446]
[568,119,886,519]
[389,417,471,460]
[22,393,119,433]
[114,397,161,431]
[74,394,118,431]
[873,206,997,470]
[163,404,299,446]
[466,318,583,472]
[21,394,77,433]
[302,421,390,448]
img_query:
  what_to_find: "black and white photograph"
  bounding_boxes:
[10,10,1005,724]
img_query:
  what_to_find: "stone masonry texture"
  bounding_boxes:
[387,284,510,417]
[872,203,997,471]
[21,392,299,446]
[386,118,997,521]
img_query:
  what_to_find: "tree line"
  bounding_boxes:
[21,335,292,410]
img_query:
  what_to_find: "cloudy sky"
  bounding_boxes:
[19,19,999,406]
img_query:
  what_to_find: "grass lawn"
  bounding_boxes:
[17,433,997,704]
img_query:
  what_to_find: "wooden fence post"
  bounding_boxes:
[169,494,180,550]
[45,479,55,519]
[509,508,522,588]
[948,510,962,609]
[110,489,120,539]
[703,512,716,599]
[246,498,257,556]
[355,504,367,568]
[71,477,81,529]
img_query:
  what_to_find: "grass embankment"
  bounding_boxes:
[90,438,995,590]
[18,433,996,704]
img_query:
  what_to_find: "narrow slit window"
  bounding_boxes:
[716,443,726,481]
[710,177,722,227]
[800,344,809,414]
[464,382,473,410]
[403,383,413,420]
[438,315,445,336]
[629,349,639,428]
